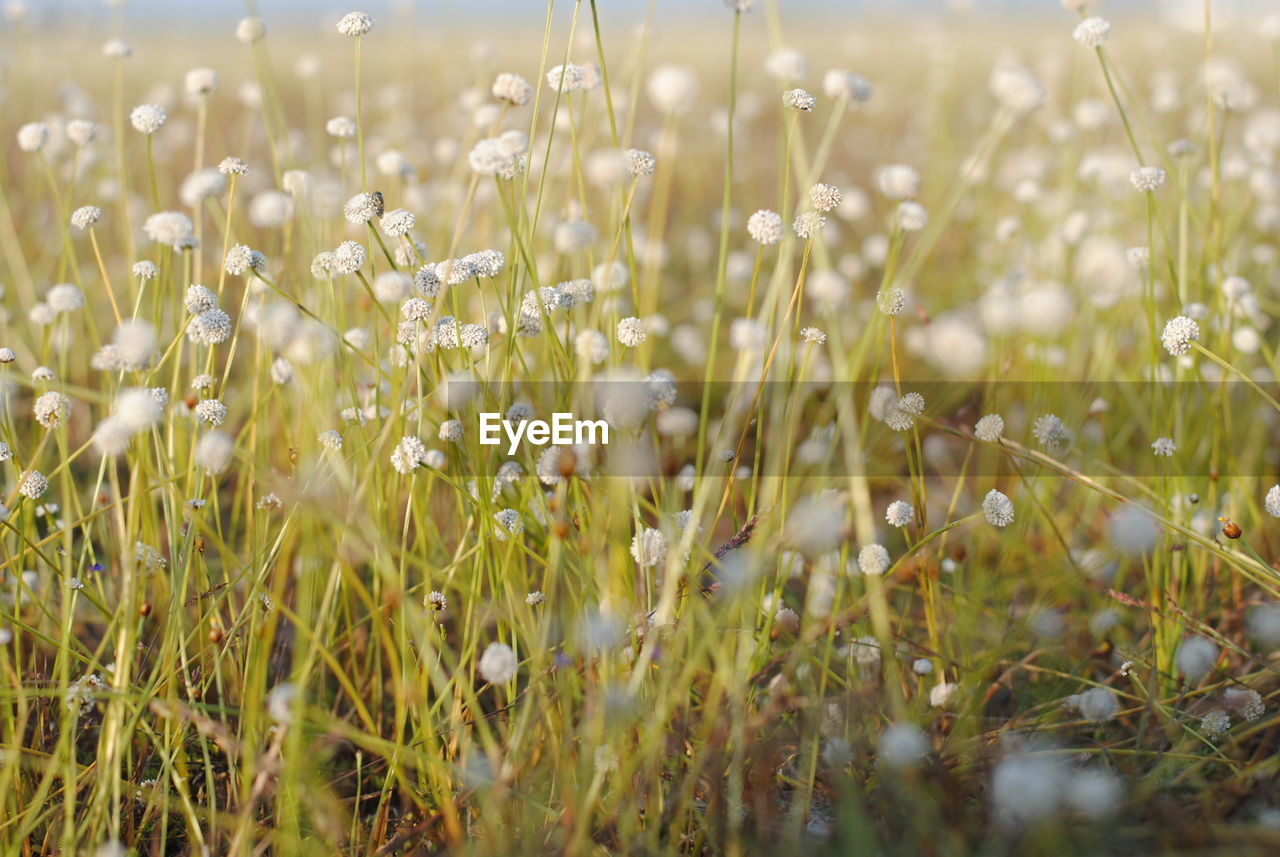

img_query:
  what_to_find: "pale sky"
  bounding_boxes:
[13,0,1274,30]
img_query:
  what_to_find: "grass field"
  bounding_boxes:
[3,1,1280,854]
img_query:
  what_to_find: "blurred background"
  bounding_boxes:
[5,0,1279,29]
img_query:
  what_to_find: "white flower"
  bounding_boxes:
[266,683,296,724]
[1223,687,1265,722]
[747,210,783,245]
[186,67,219,97]
[17,122,48,152]
[70,206,101,230]
[235,16,266,43]
[1032,414,1071,452]
[876,288,906,315]
[809,182,842,213]
[617,317,647,347]
[326,116,357,138]
[1151,437,1176,457]
[1129,166,1165,192]
[974,414,1004,443]
[391,436,427,475]
[336,10,374,36]
[34,391,70,428]
[929,681,956,708]
[66,120,96,146]
[493,509,523,540]
[623,148,656,177]
[1160,316,1199,356]
[983,489,1014,527]
[885,501,913,528]
[823,69,872,102]
[877,723,928,770]
[792,211,825,239]
[782,88,816,111]
[1068,686,1119,722]
[332,241,367,275]
[381,208,415,237]
[1265,485,1280,518]
[631,527,667,568]
[344,192,382,224]
[1201,709,1230,738]
[143,211,195,249]
[102,38,133,58]
[129,104,166,134]
[1175,636,1217,681]
[492,72,532,105]
[896,201,928,232]
[1073,17,1110,49]
[877,164,920,200]
[857,543,890,576]
[647,64,698,114]
[882,392,924,432]
[800,327,826,344]
[546,63,586,92]
[47,284,84,313]
[194,399,227,426]
[194,432,234,474]
[19,470,48,499]
[478,642,517,684]
[988,63,1045,115]
[188,309,232,345]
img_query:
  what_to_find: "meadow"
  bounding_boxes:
[2,0,1280,854]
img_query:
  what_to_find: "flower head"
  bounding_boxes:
[1073,17,1110,48]
[129,104,166,134]
[809,183,842,213]
[1129,166,1165,192]
[983,489,1014,527]
[631,527,668,568]
[858,544,891,575]
[617,317,647,347]
[974,414,1004,443]
[783,88,816,111]
[823,69,872,102]
[493,72,532,105]
[71,206,101,230]
[235,16,266,43]
[478,642,517,684]
[793,211,825,239]
[17,122,48,152]
[336,11,374,36]
[1160,316,1199,356]
[1265,485,1280,518]
[885,501,913,528]
[747,210,783,245]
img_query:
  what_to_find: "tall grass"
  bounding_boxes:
[1,3,1280,856]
